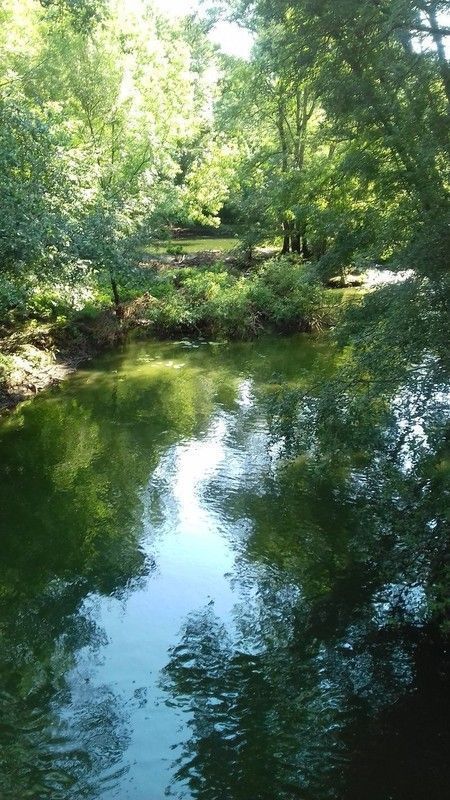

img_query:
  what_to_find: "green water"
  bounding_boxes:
[0,337,447,800]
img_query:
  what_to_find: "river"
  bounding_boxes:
[0,336,447,799]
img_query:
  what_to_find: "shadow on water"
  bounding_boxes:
[0,336,448,799]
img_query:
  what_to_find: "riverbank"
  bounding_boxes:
[0,257,364,415]
[0,297,156,413]
[0,319,105,413]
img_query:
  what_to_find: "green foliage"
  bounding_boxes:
[39,0,107,30]
[0,0,230,313]
[0,276,29,322]
[226,0,449,272]
[221,0,450,638]
[265,271,450,632]
[0,100,68,275]
[143,258,330,338]
[0,0,448,635]
[249,258,328,329]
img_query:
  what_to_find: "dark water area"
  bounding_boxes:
[0,336,448,799]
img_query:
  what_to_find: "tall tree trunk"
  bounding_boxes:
[301,234,312,259]
[314,237,328,261]
[291,231,301,253]
[281,222,291,254]
[277,89,291,255]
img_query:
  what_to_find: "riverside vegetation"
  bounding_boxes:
[0,1,449,798]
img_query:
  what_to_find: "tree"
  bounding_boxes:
[0,0,231,314]
[216,36,323,255]
[233,0,449,273]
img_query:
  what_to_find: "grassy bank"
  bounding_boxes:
[145,236,240,256]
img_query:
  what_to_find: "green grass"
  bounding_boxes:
[146,237,240,255]
[324,286,366,305]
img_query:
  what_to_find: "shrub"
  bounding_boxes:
[0,276,29,323]
[249,258,327,332]
[142,257,330,338]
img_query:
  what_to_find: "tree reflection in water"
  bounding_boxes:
[0,581,133,799]
[0,337,448,799]
[162,581,433,800]
[0,343,221,798]
[160,348,449,799]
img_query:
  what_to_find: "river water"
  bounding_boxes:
[0,336,448,799]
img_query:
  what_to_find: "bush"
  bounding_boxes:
[143,257,330,338]
[0,276,29,323]
[249,258,327,331]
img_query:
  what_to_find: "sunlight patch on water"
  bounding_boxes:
[365,268,414,287]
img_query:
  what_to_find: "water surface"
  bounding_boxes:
[0,336,448,799]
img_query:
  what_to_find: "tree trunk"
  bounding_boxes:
[301,235,312,259]
[314,237,328,260]
[281,232,291,254]
[277,91,291,256]
[110,274,121,312]
[291,232,301,253]
[281,220,291,254]
[427,4,450,106]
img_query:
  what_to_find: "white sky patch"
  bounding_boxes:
[208,21,254,59]
[153,0,253,59]
[412,10,450,57]
[153,0,197,15]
